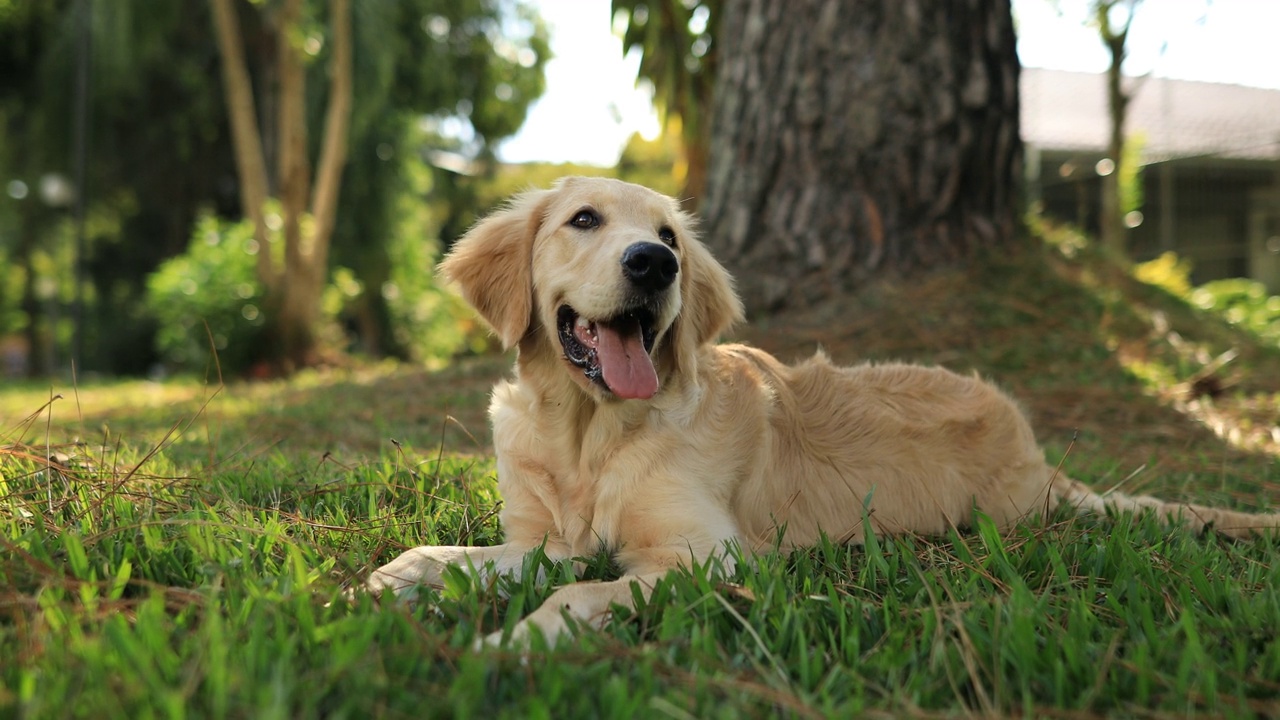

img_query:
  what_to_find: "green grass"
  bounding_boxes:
[4,232,1280,717]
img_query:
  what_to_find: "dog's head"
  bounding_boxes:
[440,176,743,401]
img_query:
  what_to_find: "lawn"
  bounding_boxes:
[3,234,1280,718]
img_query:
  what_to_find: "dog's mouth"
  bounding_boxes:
[557,304,660,399]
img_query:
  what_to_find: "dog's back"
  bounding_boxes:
[706,347,1052,546]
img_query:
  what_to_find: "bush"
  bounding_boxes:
[145,214,267,374]
[1190,278,1280,346]
[380,235,481,365]
[1133,251,1193,297]
[377,162,490,363]
[1133,251,1280,347]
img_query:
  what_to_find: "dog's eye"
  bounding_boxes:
[569,210,599,229]
[657,226,677,246]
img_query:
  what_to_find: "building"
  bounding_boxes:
[1022,68,1280,290]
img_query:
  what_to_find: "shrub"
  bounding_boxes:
[145,214,267,374]
[1132,251,1280,347]
[1133,251,1193,297]
[380,238,481,365]
[1190,278,1280,346]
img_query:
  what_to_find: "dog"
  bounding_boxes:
[366,176,1280,647]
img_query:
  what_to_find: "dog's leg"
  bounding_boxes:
[366,543,566,597]
[483,530,740,648]
[483,571,670,649]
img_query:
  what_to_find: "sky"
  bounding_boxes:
[496,0,1280,167]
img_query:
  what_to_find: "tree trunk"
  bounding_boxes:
[309,0,352,315]
[274,0,316,368]
[209,0,274,286]
[701,0,1022,313]
[1099,45,1128,255]
[1097,0,1135,256]
[210,0,352,372]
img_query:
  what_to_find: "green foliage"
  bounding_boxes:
[144,206,480,375]
[1120,130,1145,215]
[145,214,268,374]
[1132,251,1280,347]
[0,0,247,373]
[0,0,552,374]
[617,129,683,197]
[612,0,717,156]
[1191,279,1280,346]
[328,0,551,358]
[0,245,21,335]
[6,230,1280,715]
[331,121,486,362]
[353,0,550,154]
[379,165,483,363]
[1132,250,1192,296]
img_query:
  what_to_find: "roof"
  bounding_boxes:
[1021,68,1280,162]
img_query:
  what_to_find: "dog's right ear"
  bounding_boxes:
[439,190,552,349]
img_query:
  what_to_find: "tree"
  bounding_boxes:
[699,0,1023,314]
[210,0,549,369]
[613,0,717,207]
[1,0,548,376]
[210,0,352,371]
[1092,0,1139,256]
[330,0,549,358]
[0,0,240,375]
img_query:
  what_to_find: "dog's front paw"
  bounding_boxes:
[364,547,450,596]
[479,596,619,651]
[478,611,572,651]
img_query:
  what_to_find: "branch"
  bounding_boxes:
[309,0,352,288]
[208,0,275,286]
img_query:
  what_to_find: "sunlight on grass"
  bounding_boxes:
[4,224,1280,716]
[0,360,502,470]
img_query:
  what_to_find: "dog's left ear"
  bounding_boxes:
[672,221,744,367]
[439,190,552,349]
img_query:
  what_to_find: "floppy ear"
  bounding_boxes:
[439,190,552,349]
[672,225,745,370]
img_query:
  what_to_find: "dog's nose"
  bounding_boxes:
[621,242,679,292]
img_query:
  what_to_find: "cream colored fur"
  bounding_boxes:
[366,177,1280,647]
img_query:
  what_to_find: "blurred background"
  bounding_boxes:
[1,0,1278,381]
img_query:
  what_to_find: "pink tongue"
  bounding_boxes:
[595,323,659,399]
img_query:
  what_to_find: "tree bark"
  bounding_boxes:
[209,0,274,286]
[309,0,352,304]
[274,0,314,367]
[701,0,1022,313]
[211,0,352,371]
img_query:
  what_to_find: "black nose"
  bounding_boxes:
[621,242,679,292]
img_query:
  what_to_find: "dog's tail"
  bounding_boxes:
[1048,474,1280,539]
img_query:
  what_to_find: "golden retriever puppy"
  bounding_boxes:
[366,176,1279,646]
